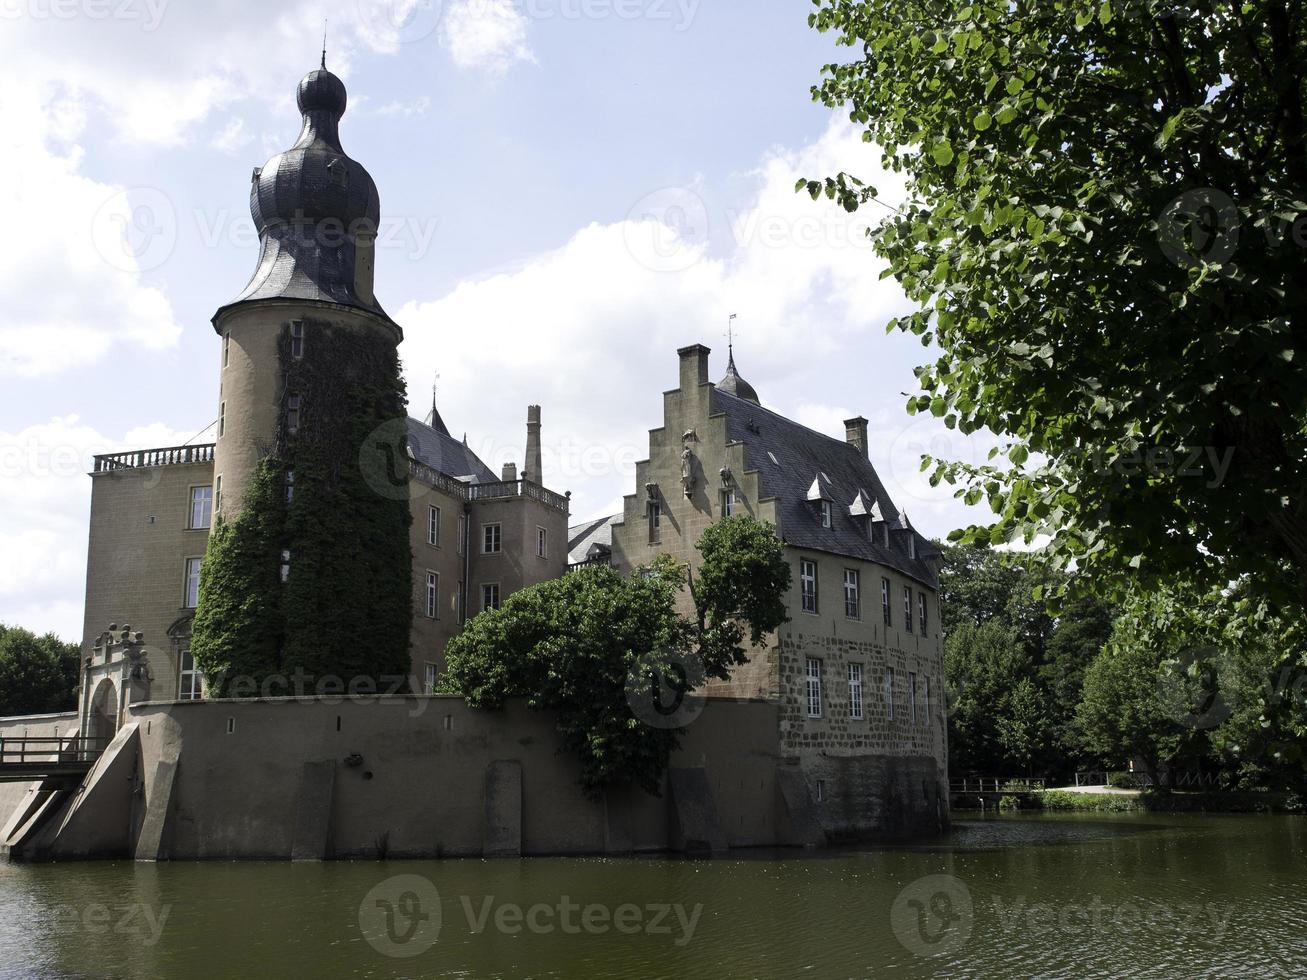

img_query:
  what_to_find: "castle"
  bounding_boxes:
[0,64,947,859]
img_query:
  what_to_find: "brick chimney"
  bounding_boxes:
[524,405,542,484]
[677,344,711,393]
[844,416,869,458]
[502,462,518,482]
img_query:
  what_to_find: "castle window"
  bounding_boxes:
[904,585,913,633]
[290,320,304,359]
[280,549,291,583]
[648,501,661,544]
[881,577,891,627]
[721,490,735,517]
[843,569,860,619]
[425,663,437,695]
[222,333,230,369]
[189,485,213,530]
[820,500,832,529]
[800,559,818,614]
[918,592,927,636]
[428,506,441,547]
[885,668,895,720]
[287,394,301,436]
[482,583,501,611]
[184,558,202,608]
[425,571,439,619]
[215,475,223,514]
[285,469,295,502]
[179,650,204,701]
[536,526,548,559]
[457,515,467,556]
[805,658,822,718]
[909,535,917,559]
[910,671,918,724]
[482,523,502,554]
[848,663,863,720]
[218,402,226,438]
[924,675,931,719]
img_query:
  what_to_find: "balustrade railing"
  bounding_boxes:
[93,444,215,472]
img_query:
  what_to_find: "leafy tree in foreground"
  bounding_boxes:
[439,516,790,797]
[806,0,1307,608]
[0,624,80,717]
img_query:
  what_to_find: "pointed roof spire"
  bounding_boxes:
[321,19,328,69]
[422,370,450,435]
[716,316,760,404]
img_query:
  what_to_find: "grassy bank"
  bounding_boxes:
[1022,789,1303,814]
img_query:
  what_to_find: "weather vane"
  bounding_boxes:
[727,313,738,353]
[321,19,328,70]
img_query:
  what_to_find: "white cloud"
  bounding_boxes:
[211,116,254,153]
[440,0,536,73]
[376,96,432,116]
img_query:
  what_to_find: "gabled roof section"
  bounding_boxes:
[406,417,496,483]
[567,514,619,564]
[806,474,834,502]
[848,488,884,521]
[710,387,939,586]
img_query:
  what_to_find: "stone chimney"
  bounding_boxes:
[524,405,542,484]
[844,416,869,458]
[502,462,518,482]
[677,344,711,393]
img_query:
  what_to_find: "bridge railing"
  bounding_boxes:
[0,735,111,767]
[949,776,1046,794]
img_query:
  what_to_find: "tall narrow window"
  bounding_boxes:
[885,668,895,720]
[820,500,833,529]
[457,515,466,556]
[290,320,305,359]
[924,675,931,720]
[848,663,864,720]
[881,577,891,627]
[482,523,501,554]
[918,592,928,636]
[215,474,223,514]
[179,651,204,701]
[908,535,917,559]
[805,658,822,718]
[287,394,301,436]
[280,549,291,583]
[184,558,202,608]
[285,469,295,502]
[648,501,661,542]
[189,486,213,530]
[424,663,437,695]
[800,559,818,614]
[218,401,226,438]
[425,571,439,619]
[222,333,230,369]
[843,569,860,619]
[903,585,913,634]
[482,583,500,611]
[428,505,441,547]
[536,526,548,559]
[721,490,735,517]
[909,671,918,724]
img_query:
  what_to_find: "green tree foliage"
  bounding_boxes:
[806,0,1307,608]
[193,319,412,694]
[0,624,80,716]
[944,619,1039,773]
[440,517,791,797]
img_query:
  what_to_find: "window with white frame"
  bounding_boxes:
[218,401,226,438]
[184,558,202,608]
[425,571,439,619]
[848,663,863,720]
[903,585,913,633]
[885,667,895,720]
[179,650,204,700]
[881,577,891,626]
[843,569,860,619]
[918,591,928,636]
[482,583,501,611]
[800,559,818,614]
[536,526,548,559]
[222,332,230,369]
[190,485,213,530]
[909,670,918,724]
[290,319,304,359]
[287,393,301,435]
[424,663,438,694]
[215,474,223,514]
[482,523,502,554]
[721,489,735,517]
[820,500,833,529]
[428,505,441,547]
[805,658,822,718]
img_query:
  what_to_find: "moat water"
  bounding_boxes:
[1,813,1303,978]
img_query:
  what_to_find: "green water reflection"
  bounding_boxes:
[1,813,1303,978]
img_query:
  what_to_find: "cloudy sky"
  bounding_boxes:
[0,0,996,640]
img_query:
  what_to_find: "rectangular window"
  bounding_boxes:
[910,671,918,724]
[885,668,895,720]
[215,475,223,514]
[805,658,822,718]
[909,535,917,559]
[285,469,295,502]
[918,592,928,636]
[848,663,864,720]
[280,549,291,583]
[424,663,437,695]
[648,501,661,542]
[428,506,441,547]
[924,675,931,720]
[721,490,735,517]
[189,485,213,530]
[290,320,304,359]
[482,523,502,554]
[843,569,860,619]
[218,401,226,438]
[482,583,500,611]
[184,558,202,608]
[425,571,439,619]
[904,585,913,634]
[820,500,832,529]
[881,577,891,627]
[536,526,548,559]
[800,559,818,614]
[457,515,466,556]
[179,650,204,701]
[222,333,231,369]
[287,394,301,435]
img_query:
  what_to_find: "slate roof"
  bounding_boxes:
[406,417,497,483]
[567,515,619,564]
[710,387,939,587]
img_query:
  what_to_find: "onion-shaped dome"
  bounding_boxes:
[716,348,760,405]
[214,65,394,326]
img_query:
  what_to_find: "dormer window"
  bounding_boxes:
[821,500,832,529]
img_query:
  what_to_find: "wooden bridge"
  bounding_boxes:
[949,776,1047,808]
[0,736,109,783]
